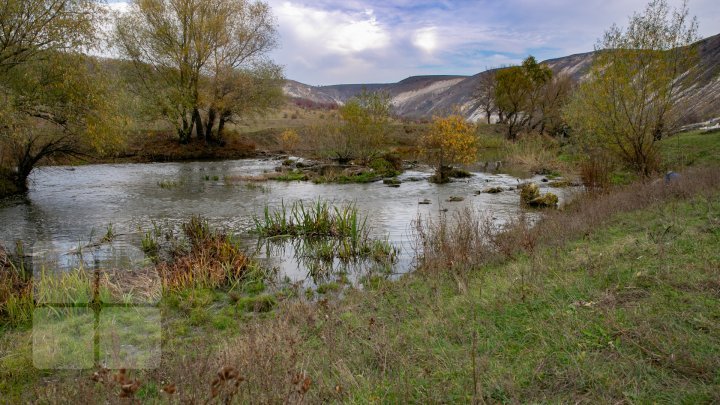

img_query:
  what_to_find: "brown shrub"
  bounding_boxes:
[412,166,720,279]
[156,216,251,291]
[412,208,496,292]
[579,155,612,191]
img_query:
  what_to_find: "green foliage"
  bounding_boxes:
[115,0,283,143]
[254,200,367,239]
[1,52,128,192]
[494,56,557,139]
[564,0,699,175]
[317,90,391,164]
[237,294,277,312]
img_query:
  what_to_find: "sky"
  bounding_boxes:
[107,0,720,86]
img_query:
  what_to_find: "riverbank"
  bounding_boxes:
[1,165,718,401]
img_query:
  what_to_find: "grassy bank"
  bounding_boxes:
[1,166,718,402]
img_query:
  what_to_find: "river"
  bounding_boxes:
[0,158,576,287]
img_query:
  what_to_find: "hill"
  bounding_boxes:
[286,33,720,124]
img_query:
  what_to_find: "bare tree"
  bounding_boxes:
[472,70,497,124]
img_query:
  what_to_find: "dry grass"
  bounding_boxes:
[412,208,495,292]
[156,216,253,291]
[503,134,565,174]
[411,166,720,287]
[536,166,720,249]
[0,246,33,326]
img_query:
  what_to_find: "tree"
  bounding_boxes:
[0,0,124,194]
[537,73,573,136]
[420,115,478,184]
[494,56,552,140]
[115,0,218,143]
[115,0,282,144]
[201,0,283,141]
[318,90,391,164]
[564,0,699,175]
[204,62,284,141]
[472,70,497,124]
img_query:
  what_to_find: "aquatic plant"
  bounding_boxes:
[254,200,367,239]
[158,180,179,189]
[101,223,116,243]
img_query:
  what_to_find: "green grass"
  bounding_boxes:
[660,129,720,168]
[283,193,720,402]
[1,190,718,401]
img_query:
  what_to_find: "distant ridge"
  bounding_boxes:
[284,33,720,125]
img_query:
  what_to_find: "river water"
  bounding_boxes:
[0,158,576,287]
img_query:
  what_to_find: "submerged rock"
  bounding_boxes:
[383,178,402,186]
[548,180,572,188]
[665,171,681,183]
[447,196,464,202]
[482,187,505,194]
[520,183,541,203]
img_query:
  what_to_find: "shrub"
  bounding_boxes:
[420,115,478,183]
[279,129,300,152]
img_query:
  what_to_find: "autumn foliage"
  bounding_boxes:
[420,115,478,183]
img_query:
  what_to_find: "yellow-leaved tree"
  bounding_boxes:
[420,115,478,183]
[564,0,699,176]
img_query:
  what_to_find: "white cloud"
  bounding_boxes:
[275,2,389,55]
[413,27,438,53]
[102,0,720,85]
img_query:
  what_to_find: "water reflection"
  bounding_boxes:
[0,158,578,284]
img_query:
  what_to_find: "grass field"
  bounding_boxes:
[1,127,719,402]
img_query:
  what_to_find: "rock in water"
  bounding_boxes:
[521,182,558,208]
[482,187,504,194]
[520,183,541,204]
[528,193,559,208]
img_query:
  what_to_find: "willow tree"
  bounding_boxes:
[318,90,391,164]
[115,0,282,144]
[202,0,283,142]
[564,0,699,175]
[0,0,124,194]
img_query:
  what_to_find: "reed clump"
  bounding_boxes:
[256,200,398,265]
[155,215,255,291]
[255,200,366,239]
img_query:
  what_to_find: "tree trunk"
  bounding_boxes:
[192,108,203,141]
[205,108,217,142]
[179,116,191,144]
[217,110,231,139]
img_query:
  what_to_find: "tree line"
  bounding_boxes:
[473,0,699,175]
[0,0,285,195]
[0,0,703,197]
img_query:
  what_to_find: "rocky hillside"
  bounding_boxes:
[285,33,720,124]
